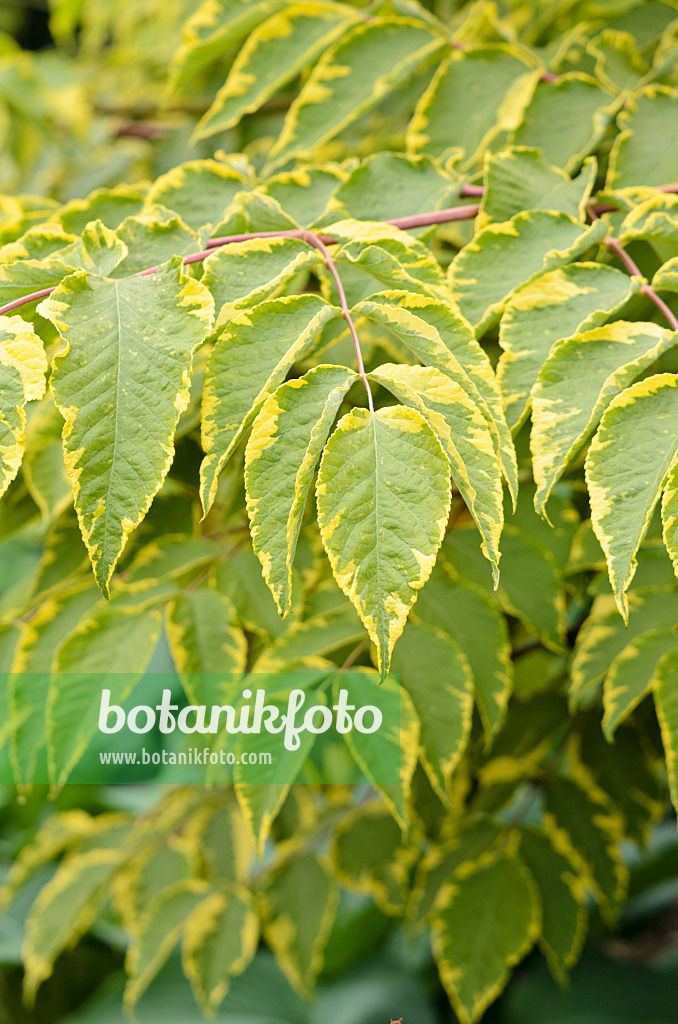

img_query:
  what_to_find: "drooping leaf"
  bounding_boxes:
[316,405,451,675]
[608,85,678,188]
[449,210,607,335]
[653,647,678,821]
[603,628,678,737]
[586,374,678,616]
[431,852,540,1024]
[532,321,672,515]
[391,621,474,801]
[182,885,259,1017]
[194,2,362,139]
[41,258,214,595]
[260,853,337,997]
[200,294,338,515]
[267,17,446,169]
[245,364,357,616]
[332,803,417,914]
[369,362,503,581]
[0,315,47,498]
[408,45,539,164]
[497,263,640,431]
[166,588,247,705]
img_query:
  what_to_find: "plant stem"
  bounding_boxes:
[604,235,678,331]
[302,230,374,413]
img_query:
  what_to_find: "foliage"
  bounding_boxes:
[2,0,678,1021]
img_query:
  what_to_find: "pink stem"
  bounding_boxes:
[605,235,678,331]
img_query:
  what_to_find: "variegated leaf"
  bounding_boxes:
[0,315,47,498]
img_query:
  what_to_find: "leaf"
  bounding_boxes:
[0,315,46,498]
[260,853,337,997]
[544,776,627,921]
[253,605,364,671]
[194,2,362,139]
[532,321,672,515]
[413,577,513,738]
[55,183,147,235]
[331,803,417,914]
[0,256,76,309]
[41,258,214,595]
[570,588,678,708]
[608,85,678,188]
[9,581,99,786]
[182,886,259,1017]
[519,826,586,984]
[245,365,357,616]
[603,628,678,737]
[653,647,678,821]
[586,374,678,616]
[22,848,120,1003]
[23,399,71,521]
[202,237,319,329]
[407,44,539,164]
[266,17,445,169]
[167,0,287,94]
[124,879,212,1012]
[143,159,250,232]
[263,165,345,227]
[479,148,596,228]
[200,294,338,516]
[334,669,419,828]
[370,363,502,580]
[329,219,449,299]
[442,525,566,651]
[216,544,300,641]
[449,210,607,335]
[48,604,163,787]
[391,622,474,801]
[513,72,617,173]
[112,207,199,277]
[166,588,247,706]
[324,152,460,224]
[354,290,518,501]
[316,405,451,676]
[431,852,540,1024]
[497,263,640,431]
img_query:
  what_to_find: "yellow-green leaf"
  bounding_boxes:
[0,314,46,498]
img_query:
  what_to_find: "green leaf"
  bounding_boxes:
[513,72,617,173]
[182,886,259,1017]
[124,879,212,1012]
[497,263,640,432]
[519,826,586,984]
[608,85,678,188]
[0,315,46,498]
[316,405,450,676]
[42,258,214,595]
[55,183,148,235]
[479,149,596,228]
[143,159,250,232]
[431,852,540,1024]
[369,362,503,582]
[49,604,163,787]
[653,647,678,822]
[354,290,518,501]
[200,294,338,516]
[263,165,345,228]
[391,621,474,801]
[22,848,121,1004]
[167,0,287,94]
[23,399,71,522]
[544,776,627,921]
[570,588,678,708]
[112,207,198,277]
[254,605,363,671]
[532,321,672,515]
[266,17,445,169]
[334,669,419,828]
[586,374,678,616]
[329,219,449,299]
[260,853,337,997]
[215,544,301,641]
[408,44,539,164]
[194,2,362,139]
[166,588,247,705]
[449,210,607,335]
[202,237,319,329]
[324,152,460,224]
[603,628,678,737]
[332,802,417,914]
[413,577,513,738]
[0,256,76,309]
[245,364,357,616]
